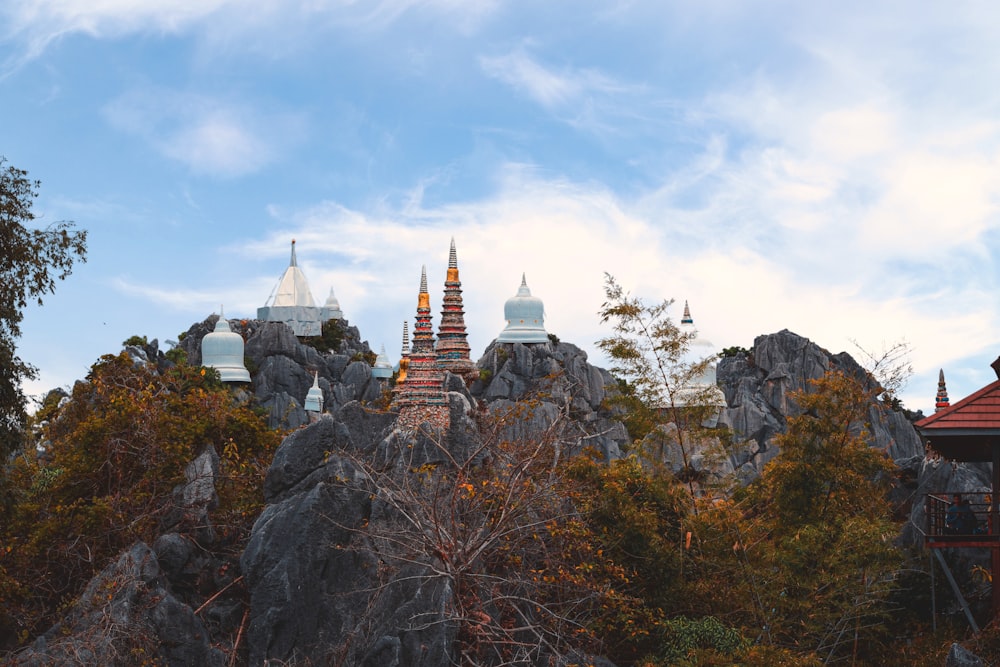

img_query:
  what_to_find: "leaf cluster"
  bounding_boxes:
[0,157,87,460]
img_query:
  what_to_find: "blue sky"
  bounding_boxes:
[4,1,1000,416]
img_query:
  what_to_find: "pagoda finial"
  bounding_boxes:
[449,237,458,269]
[401,321,410,357]
[935,369,950,412]
[418,266,430,310]
[290,239,297,267]
[681,300,693,325]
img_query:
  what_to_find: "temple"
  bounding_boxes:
[435,239,476,379]
[257,240,323,336]
[201,309,251,383]
[916,357,1000,622]
[497,274,549,343]
[393,267,448,430]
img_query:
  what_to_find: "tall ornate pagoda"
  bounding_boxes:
[393,267,448,430]
[435,239,476,380]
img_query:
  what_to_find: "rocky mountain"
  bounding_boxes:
[14,320,985,666]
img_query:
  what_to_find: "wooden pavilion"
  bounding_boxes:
[915,360,1000,619]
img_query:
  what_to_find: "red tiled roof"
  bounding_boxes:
[915,379,1000,431]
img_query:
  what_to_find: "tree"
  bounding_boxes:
[0,157,87,461]
[0,352,281,647]
[325,402,642,666]
[596,274,724,494]
[684,371,902,664]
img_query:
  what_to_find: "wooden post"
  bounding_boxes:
[993,443,1000,618]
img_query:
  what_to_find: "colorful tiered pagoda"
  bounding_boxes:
[935,369,950,411]
[435,239,476,380]
[393,267,448,430]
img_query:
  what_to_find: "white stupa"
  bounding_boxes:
[304,371,324,413]
[201,309,251,383]
[321,288,344,321]
[496,274,549,344]
[674,301,726,409]
[372,345,394,379]
[257,240,322,336]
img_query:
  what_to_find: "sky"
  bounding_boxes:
[3,0,1000,417]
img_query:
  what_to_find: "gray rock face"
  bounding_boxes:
[241,400,460,666]
[716,330,924,481]
[241,386,619,667]
[471,340,629,460]
[14,543,223,667]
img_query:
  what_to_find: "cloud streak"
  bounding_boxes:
[103,87,304,177]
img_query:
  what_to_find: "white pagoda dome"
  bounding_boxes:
[321,288,344,321]
[497,274,549,344]
[257,240,322,336]
[201,309,251,383]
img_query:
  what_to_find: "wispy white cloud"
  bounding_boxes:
[1,0,498,73]
[103,87,304,177]
[479,47,649,138]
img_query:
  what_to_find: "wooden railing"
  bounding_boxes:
[925,492,998,546]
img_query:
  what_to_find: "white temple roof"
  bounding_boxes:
[269,240,316,308]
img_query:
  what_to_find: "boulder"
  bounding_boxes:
[15,543,223,667]
[946,642,985,667]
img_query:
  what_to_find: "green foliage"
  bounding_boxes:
[651,615,749,665]
[122,335,148,347]
[165,346,187,365]
[302,319,345,354]
[351,350,378,365]
[565,455,689,663]
[0,353,281,647]
[547,332,560,345]
[719,346,750,358]
[0,157,87,461]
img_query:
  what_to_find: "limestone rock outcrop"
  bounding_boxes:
[716,330,924,481]
[471,339,629,461]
